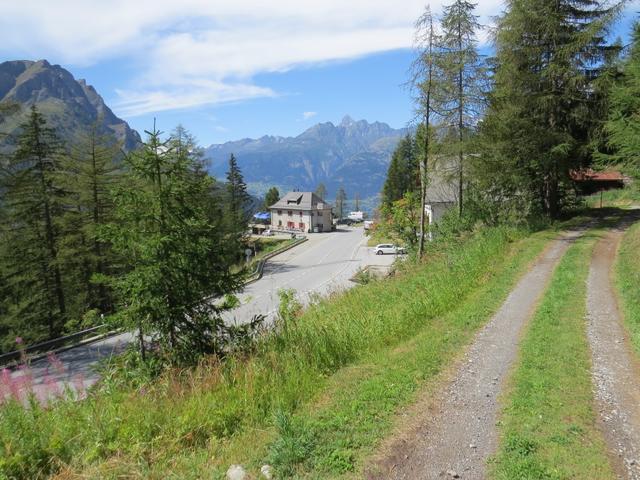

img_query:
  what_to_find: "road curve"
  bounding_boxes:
[4,227,394,401]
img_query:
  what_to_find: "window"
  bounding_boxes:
[311,212,314,217]
[288,210,293,216]
[277,210,282,215]
[299,211,303,217]
[299,222,304,230]
[278,220,282,226]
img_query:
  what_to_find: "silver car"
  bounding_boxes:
[374,243,406,255]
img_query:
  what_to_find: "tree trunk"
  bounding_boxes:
[457,18,464,217]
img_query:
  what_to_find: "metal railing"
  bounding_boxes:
[245,236,308,284]
[0,237,309,367]
[0,324,111,368]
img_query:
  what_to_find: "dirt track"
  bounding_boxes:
[369,230,583,480]
[587,218,640,479]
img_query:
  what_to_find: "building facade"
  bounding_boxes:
[269,191,333,233]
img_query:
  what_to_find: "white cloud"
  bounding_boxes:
[114,81,276,117]
[0,0,507,116]
[303,111,318,120]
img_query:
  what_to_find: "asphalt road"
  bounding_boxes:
[5,227,395,402]
[224,226,395,325]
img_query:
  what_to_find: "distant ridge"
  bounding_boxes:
[0,59,140,150]
[205,116,408,203]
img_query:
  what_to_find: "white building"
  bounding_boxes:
[269,191,333,233]
[348,211,367,221]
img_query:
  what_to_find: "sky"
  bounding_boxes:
[1,0,638,147]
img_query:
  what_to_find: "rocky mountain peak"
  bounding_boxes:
[0,59,140,151]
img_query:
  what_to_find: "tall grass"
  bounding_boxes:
[616,220,640,354]
[0,225,546,479]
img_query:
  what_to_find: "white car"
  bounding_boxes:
[374,243,406,255]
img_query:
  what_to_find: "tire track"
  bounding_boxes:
[587,217,640,479]
[369,229,583,479]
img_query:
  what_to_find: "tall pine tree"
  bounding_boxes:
[102,125,243,363]
[0,106,67,342]
[382,134,418,207]
[602,21,640,172]
[225,154,251,246]
[479,0,622,218]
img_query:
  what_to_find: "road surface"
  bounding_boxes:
[4,227,395,402]
[224,226,395,325]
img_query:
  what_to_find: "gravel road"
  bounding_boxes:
[370,230,582,480]
[587,217,640,479]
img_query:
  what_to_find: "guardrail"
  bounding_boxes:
[0,238,309,368]
[0,324,115,368]
[245,236,308,284]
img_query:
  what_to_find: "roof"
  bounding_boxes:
[269,191,332,210]
[570,169,624,182]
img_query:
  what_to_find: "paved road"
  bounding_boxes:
[224,226,395,325]
[4,227,395,402]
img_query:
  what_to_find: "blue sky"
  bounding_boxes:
[1,1,638,147]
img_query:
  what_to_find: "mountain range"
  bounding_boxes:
[0,59,404,209]
[205,116,408,205]
[0,60,140,150]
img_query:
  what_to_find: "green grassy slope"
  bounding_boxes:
[0,225,555,479]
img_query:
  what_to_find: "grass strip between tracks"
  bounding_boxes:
[616,220,640,356]
[491,230,615,480]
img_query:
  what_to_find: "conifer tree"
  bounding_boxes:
[335,187,347,220]
[478,0,622,218]
[314,183,327,200]
[59,124,123,317]
[264,186,280,210]
[410,5,449,257]
[102,125,242,362]
[225,154,251,242]
[603,21,640,172]
[382,134,418,207]
[0,106,66,340]
[437,0,485,218]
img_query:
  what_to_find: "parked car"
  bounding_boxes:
[374,244,406,255]
[262,229,274,236]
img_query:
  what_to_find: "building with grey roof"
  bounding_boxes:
[269,191,333,233]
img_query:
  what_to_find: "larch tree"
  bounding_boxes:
[410,5,446,258]
[437,0,485,219]
[60,124,123,318]
[102,125,243,363]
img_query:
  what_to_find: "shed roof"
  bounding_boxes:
[269,191,332,210]
[570,169,624,182]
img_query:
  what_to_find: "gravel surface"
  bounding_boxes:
[370,231,582,480]
[587,219,640,479]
